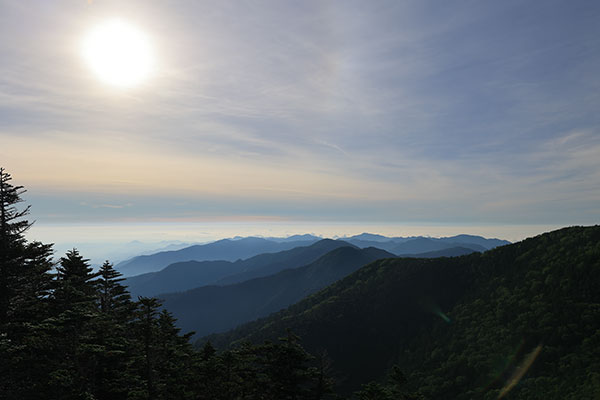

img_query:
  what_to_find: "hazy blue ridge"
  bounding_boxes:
[124,235,504,297]
[215,238,356,285]
[437,234,510,249]
[391,237,487,254]
[124,260,238,299]
[158,245,396,338]
[116,237,319,276]
[125,239,353,297]
[344,233,399,243]
[117,234,508,277]
[262,234,322,243]
[344,234,508,254]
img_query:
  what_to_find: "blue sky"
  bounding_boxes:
[1,0,599,246]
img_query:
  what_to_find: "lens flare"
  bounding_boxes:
[497,344,543,399]
[435,309,452,323]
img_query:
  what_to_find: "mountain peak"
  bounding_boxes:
[346,233,390,242]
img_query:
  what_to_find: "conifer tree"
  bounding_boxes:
[53,249,99,309]
[94,261,136,400]
[130,297,198,400]
[193,341,224,399]
[232,331,324,400]
[0,167,37,324]
[200,340,216,361]
[131,296,162,400]
[47,249,101,398]
[354,382,389,400]
[97,260,134,327]
[268,331,320,400]
[155,309,197,399]
[0,167,54,398]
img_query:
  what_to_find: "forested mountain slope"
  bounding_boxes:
[400,246,478,258]
[207,226,600,399]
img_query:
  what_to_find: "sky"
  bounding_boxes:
[1,0,599,252]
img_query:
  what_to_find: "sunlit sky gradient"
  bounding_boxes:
[1,0,599,252]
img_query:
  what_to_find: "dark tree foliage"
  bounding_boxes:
[98,261,132,314]
[354,366,423,400]
[45,249,102,399]
[128,297,197,400]
[94,261,137,400]
[192,335,333,400]
[0,167,54,325]
[53,249,99,308]
[0,167,55,398]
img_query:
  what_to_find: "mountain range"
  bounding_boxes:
[116,237,319,276]
[121,233,511,342]
[117,233,510,277]
[205,226,600,398]
[342,234,508,254]
[125,239,352,298]
[157,246,396,338]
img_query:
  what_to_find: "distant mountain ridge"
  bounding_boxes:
[215,239,354,285]
[116,237,319,276]
[343,233,399,243]
[125,239,353,297]
[392,237,486,254]
[118,233,509,277]
[263,234,321,243]
[125,240,485,299]
[158,245,396,338]
[344,233,508,254]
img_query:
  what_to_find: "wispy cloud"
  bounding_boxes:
[1,0,599,231]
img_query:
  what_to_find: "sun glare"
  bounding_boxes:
[82,19,154,88]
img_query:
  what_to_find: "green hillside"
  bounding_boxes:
[207,226,600,399]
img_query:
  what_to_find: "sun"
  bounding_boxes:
[82,19,154,88]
